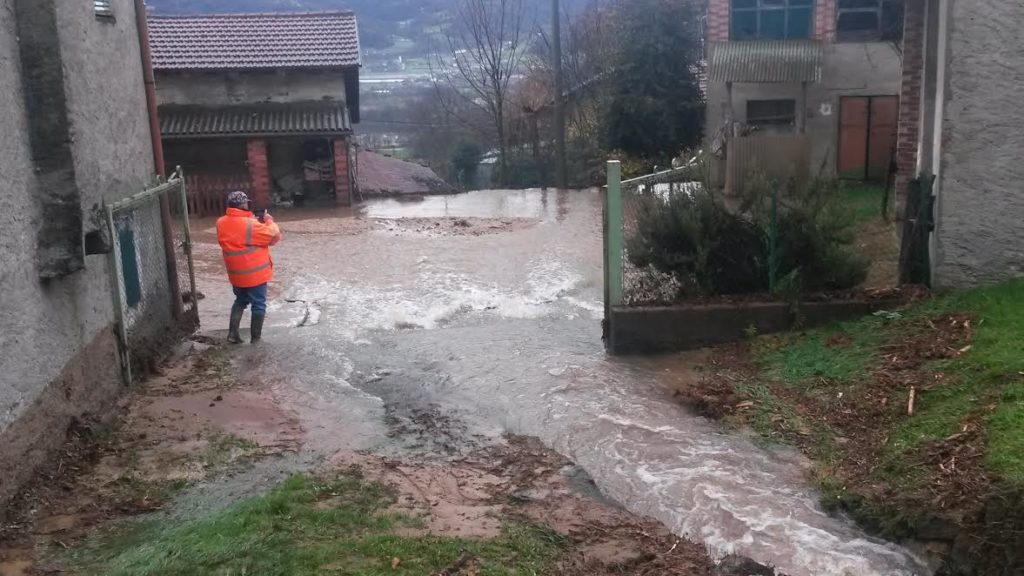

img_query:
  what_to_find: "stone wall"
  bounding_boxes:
[0,0,162,507]
[932,0,1024,287]
[156,69,348,107]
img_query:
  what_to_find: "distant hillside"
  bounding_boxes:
[146,0,589,49]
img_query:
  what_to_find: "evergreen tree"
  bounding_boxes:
[604,0,704,162]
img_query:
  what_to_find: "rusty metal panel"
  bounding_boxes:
[725,134,812,195]
[708,40,823,84]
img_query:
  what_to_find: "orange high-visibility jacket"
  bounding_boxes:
[216,207,282,288]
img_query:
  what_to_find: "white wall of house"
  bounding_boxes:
[0,0,163,506]
[930,0,1024,288]
[156,69,348,106]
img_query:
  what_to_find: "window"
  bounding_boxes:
[836,0,904,41]
[94,0,115,21]
[731,0,815,41]
[747,99,796,129]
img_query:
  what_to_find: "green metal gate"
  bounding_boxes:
[105,168,198,385]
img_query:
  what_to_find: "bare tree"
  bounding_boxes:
[433,0,527,184]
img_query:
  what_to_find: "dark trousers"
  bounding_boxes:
[232,283,268,315]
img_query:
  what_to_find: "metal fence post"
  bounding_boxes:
[177,167,200,324]
[769,185,779,293]
[105,204,133,386]
[606,161,624,307]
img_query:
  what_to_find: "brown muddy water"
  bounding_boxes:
[191,189,931,576]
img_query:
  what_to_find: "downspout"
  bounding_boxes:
[135,0,183,320]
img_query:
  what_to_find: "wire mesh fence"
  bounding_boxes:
[605,162,701,309]
[106,170,198,384]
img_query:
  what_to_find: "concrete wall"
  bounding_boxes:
[931,0,1024,288]
[607,299,898,355]
[707,42,903,175]
[156,69,348,106]
[0,0,162,506]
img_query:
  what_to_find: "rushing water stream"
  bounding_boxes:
[194,189,931,575]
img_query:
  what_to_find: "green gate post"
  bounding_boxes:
[606,161,624,308]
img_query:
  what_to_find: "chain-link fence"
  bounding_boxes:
[604,161,701,313]
[105,169,198,384]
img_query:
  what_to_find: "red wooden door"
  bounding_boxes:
[867,96,898,181]
[838,96,899,182]
[838,97,868,179]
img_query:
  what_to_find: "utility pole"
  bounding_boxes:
[552,0,568,189]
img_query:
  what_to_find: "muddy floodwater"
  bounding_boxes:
[191,189,931,576]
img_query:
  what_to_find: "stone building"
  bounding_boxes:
[897,0,1024,288]
[0,0,178,505]
[705,1,904,187]
[148,12,362,213]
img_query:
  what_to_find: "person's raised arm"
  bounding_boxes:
[252,212,282,247]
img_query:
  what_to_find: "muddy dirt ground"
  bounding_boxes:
[0,340,747,575]
[2,190,927,575]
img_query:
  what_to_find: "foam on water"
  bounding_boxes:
[229,190,932,576]
[279,256,591,339]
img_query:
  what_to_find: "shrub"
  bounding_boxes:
[625,173,867,299]
[626,188,765,297]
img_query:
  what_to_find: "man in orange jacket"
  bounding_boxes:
[217,191,282,344]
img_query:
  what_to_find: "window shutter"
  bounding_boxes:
[94,0,115,20]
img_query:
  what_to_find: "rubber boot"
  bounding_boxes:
[227,305,245,344]
[250,314,265,344]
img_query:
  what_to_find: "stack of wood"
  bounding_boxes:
[303,159,334,182]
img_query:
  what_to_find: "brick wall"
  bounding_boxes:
[333,138,351,206]
[895,0,926,214]
[246,139,271,207]
[708,0,729,42]
[814,0,837,41]
[707,0,837,42]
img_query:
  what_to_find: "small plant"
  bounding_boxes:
[744,325,759,339]
[873,310,904,321]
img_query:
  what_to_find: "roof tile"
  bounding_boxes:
[159,102,352,138]
[148,12,360,71]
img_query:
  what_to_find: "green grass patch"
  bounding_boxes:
[65,471,567,576]
[754,279,1024,485]
[839,182,886,226]
[756,314,891,386]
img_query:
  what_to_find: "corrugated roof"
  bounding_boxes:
[148,12,360,71]
[708,41,822,83]
[159,103,352,139]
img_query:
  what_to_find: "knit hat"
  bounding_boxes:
[226,191,250,209]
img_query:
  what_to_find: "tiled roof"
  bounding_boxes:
[159,102,352,139]
[148,12,360,71]
[708,41,822,84]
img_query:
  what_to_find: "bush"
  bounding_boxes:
[744,175,868,293]
[626,174,867,299]
[627,188,766,296]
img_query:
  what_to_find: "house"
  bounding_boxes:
[705,1,904,189]
[147,12,362,213]
[0,0,182,506]
[897,0,1024,288]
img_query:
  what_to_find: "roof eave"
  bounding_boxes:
[153,63,361,73]
[162,129,353,141]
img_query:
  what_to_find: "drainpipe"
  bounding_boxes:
[135,0,183,320]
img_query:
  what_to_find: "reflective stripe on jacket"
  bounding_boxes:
[216,207,282,288]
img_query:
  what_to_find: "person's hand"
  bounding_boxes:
[263,210,273,222]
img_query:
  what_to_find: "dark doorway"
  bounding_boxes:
[838,95,899,182]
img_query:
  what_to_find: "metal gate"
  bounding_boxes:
[105,168,198,385]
